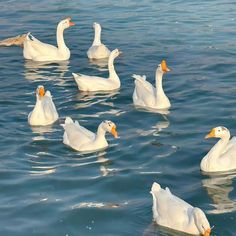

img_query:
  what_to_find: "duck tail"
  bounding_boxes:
[150,182,161,194]
[72,72,83,79]
[26,32,36,41]
[61,117,73,128]
[132,74,146,83]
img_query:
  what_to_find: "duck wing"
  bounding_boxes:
[42,91,58,120]
[151,182,192,228]
[72,72,111,91]
[74,120,95,140]
[62,117,96,149]
[220,137,236,168]
[24,33,58,58]
[132,74,155,106]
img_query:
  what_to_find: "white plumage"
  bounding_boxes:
[150,182,211,236]
[28,85,58,126]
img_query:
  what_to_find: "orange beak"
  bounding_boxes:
[204,228,211,236]
[69,21,75,26]
[205,128,215,139]
[68,17,75,27]
[161,60,170,72]
[38,87,45,97]
[111,125,118,138]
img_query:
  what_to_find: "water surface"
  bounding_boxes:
[0,0,236,235]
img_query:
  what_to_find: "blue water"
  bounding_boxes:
[0,0,236,235]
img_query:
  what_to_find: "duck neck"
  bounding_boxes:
[207,133,230,160]
[34,95,43,110]
[92,27,102,46]
[95,124,107,144]
[108,55,119,82]
[56,25,67,50]
[155,70,169,103]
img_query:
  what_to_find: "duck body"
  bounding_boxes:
[201,126,236,172]
[73,49,121,92]
[23,18,74,62]
[132,60,171,110]
[87,44,110,60]
[28,86,58,126]
[150,182,211,236]
[62,117,118,152]
[87,22,110,59]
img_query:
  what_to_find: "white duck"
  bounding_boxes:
[28,85,59,126]
[150,182,211,236]
[61,117,118,152]
[201,126,236,172]
[23,17,75,62]
[87,22,111,59]
[72,49,121,91]
[132,60,171,110]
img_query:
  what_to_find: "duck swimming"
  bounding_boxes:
[28,85,58,126]
[61,117,118,152]
[23,17,75,61]
[132,60,171,110]
[201,126,236,172]
[150,182,211,236]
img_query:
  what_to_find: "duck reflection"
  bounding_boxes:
[89,58,109,70]
[30,124,58,141]
[143,222,190,236]
[30,125,56,134]
[202,172,236,214]
[24,60,69,82]
[75,90,119,109]
[97,155,115,177]
[137,116,170,137]
[134,105,170,115]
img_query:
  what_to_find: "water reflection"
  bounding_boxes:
[30,125,58,141]
[202,172,236,214]
[24,60,69,82]
[89,58,109,70]
[75,90,119,109]
[143,222,190,236]
[98,155,117,177]
[134,105,170,115]
[137,117,170,137]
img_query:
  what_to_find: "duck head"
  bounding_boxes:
[193,207,211,236]
[58,17,75,30]
[36,85,45,97]
[110,48,122,59]
[157,60,171,74]
[102,120,118,138]
[93,22,101,31]
[205,126,230,139]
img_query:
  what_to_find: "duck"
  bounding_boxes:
[72,49,121,91]
[132,60,171,110]
[28,85,59,126]
[201,126,236,172]
[150,182,211,236]
[87,22,111,59]
[61,117,118,152]
[23,17,75,62]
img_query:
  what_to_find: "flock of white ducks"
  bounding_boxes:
[3,17,236,236]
